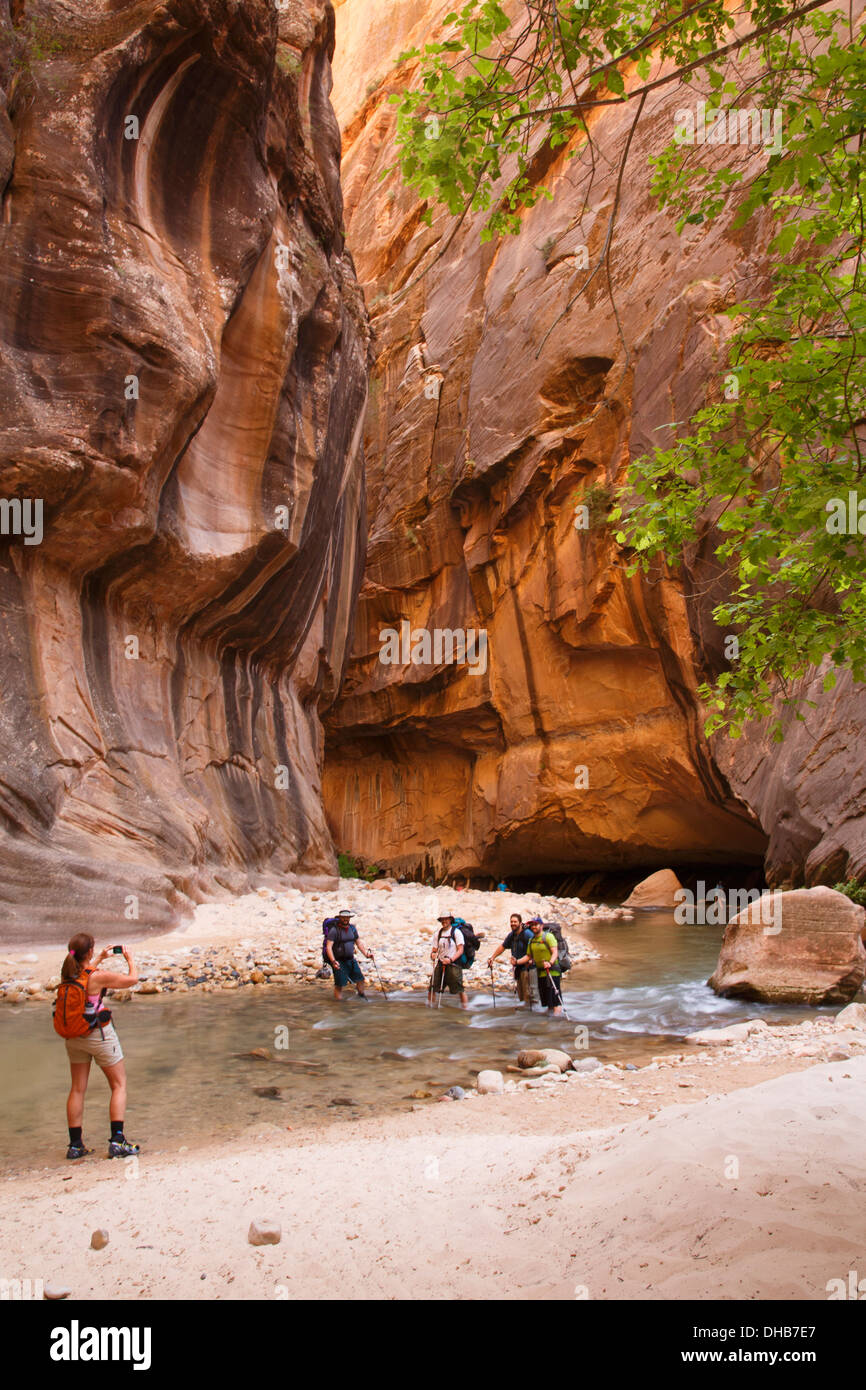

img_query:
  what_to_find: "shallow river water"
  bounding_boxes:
[0,910,831,1170]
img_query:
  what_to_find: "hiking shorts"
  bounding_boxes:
[332,957,364,988]
[537,971,563,1009]
[432,961,464,995]
[514,965,531,1003]
[65,1023,124,1068]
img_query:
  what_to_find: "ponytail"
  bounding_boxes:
[61,932,94,982]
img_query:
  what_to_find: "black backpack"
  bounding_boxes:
[543,922,573,972]
[451,918,481,969]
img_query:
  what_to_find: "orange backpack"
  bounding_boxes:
[53,968,99,1039]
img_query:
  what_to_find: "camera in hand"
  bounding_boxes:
[113,945,123,954]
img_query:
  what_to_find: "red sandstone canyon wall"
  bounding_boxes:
[0,0,370,941]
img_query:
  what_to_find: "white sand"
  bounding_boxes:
[3,1057,864,1300]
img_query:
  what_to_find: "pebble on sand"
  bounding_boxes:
[476,1070,505,1095]
[90,1229,109,1251]
[248,1219,281,1246]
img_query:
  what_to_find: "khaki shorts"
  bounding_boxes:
[65,1023,124,1068]
[432,961,464,995]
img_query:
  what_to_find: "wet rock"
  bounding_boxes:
[328,1097,357,1107]
[248,1220,281,1247]
[250,970,266,985]
[410,1089,432,1099]
[253,1087,283,1100]
[686,1021,768,1046]
[90,1229,109,1251]
[137,982,160,995]
[517,1048,572,1072]
[43,1284,71,1300]
[476,1070,504,1095]
[445,1086,466,1100]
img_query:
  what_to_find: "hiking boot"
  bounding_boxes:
[66,1143,91,1160]
[107,1136,140,1159]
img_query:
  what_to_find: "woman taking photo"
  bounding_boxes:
[54,932,140,1160]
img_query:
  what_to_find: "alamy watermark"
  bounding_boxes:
[379,620,488,676]
[673,101,783,153]
[826,1269,866,1299]
[825,491,866,534]
[0,498,43,545]
[1,1277,43,1299]
[674,883,782,935]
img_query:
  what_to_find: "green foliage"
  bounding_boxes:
[834,878,866,907]
[276,48,302,78]
[10,16,63,76]
[337,852,382,881]
[578,480,615,529]
[392,2,866,735]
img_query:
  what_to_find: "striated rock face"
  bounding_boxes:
[324,0,866,888]
[709,887,866,1005]
[324,0,772,883]
[0,0,370,942]
[710,665,866,886]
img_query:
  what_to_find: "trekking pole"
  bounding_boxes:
[544,965,569,1020]
[488,963,497,1010]
[369,953,389,1001]
[437,958,447,1009]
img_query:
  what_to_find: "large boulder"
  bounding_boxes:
[709,887,866,1005]
[623,870,685,910]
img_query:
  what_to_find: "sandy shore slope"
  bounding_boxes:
[3,1057,864,1301]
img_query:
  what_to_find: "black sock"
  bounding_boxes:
[68,1126,82,1147]
[110,1120,124,1140]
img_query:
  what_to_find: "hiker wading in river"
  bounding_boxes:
[514,917,564,1016]
[428,912,468,1010]
[487,913,533,1004]
[54,933,141,1160]
[325,909,374,1002]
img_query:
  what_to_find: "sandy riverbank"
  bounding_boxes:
[2,1054,864,1300]
[0,882,611,1001]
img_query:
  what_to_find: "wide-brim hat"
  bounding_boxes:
[437,913,455,922]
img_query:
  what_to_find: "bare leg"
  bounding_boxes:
[66,1059,92,1128]
[459,992,468,1010]
[100,1058,127,1124]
